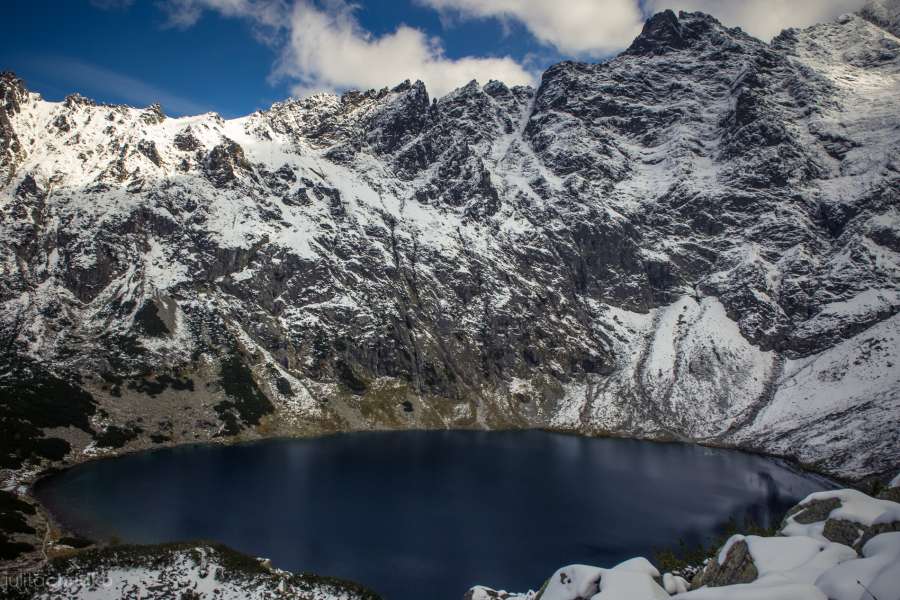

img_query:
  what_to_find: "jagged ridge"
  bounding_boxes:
[0,5,898,483]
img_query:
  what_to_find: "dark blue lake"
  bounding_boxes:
[34,431,834,600]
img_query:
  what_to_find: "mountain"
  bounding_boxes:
[1,4,898,482]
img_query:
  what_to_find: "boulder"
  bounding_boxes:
[692,537,758,588]
[780,489,900,552]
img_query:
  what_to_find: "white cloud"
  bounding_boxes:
[421,0,870,54]
[157,0,873,102]
[159,0,286,29]
[273,1,535,98]
[647,0,868,41]
[160,0,535,99]
[418,0,645,56]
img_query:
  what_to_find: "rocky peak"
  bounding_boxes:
[0,71,27,115]
[63,93,97,109]
[204,138,252,186]
[365,80,431,155]
[625,9,688,55]
[624,9,741,56]
[142,102,166,125]
[860,0,900,36]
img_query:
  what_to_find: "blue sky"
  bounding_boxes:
[0,0,863,117]
[0,0,565,117]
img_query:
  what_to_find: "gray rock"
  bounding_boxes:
[692,539,758,588]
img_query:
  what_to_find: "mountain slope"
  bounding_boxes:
[0,6,898,481]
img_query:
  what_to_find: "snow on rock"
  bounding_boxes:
[781,488,900,545]
[593,558,668,600]
[640,296,775,438]
[815,532,900,600]
[734,314,900,478]
[745,536,855,582]
[675,582,828,600]
[663,573,690,594]
[539,564,604,600]
[521,559,667,600]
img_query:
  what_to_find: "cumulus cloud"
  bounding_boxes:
[273,1,535,98]
[418,0,645,56]
[160,0,287,29]
[160,0,534,98]
[647,0,868,40]
[421,0,870,54]
[157,0,872,101]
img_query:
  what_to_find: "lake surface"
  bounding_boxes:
[34,431,834,600]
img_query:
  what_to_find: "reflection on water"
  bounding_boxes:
[35,431,834,600]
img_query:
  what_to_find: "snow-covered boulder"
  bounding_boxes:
[692,537,758,587]
[592,558,668,600]
[815,532,900,600]
[692,534,856,589]
[662,572,690,594]
[537,565,604,600]
[781,489,900,550]
[526,558,667,600]
[676,582,828,599]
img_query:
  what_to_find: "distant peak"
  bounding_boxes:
[0,71,26,94]
[391,79,426,95]
[1,71,27,114]
[859,0,900,36]
[625,10,687,55]
[624,9,731,56]
[63,93,97,109]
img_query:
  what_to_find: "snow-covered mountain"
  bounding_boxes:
[1,3,898,480]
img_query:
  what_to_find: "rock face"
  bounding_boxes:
[0,5,899,478]
[691,539,758,588]
[780,488,900,551]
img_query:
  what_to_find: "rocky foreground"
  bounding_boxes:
[468,474,900,600]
